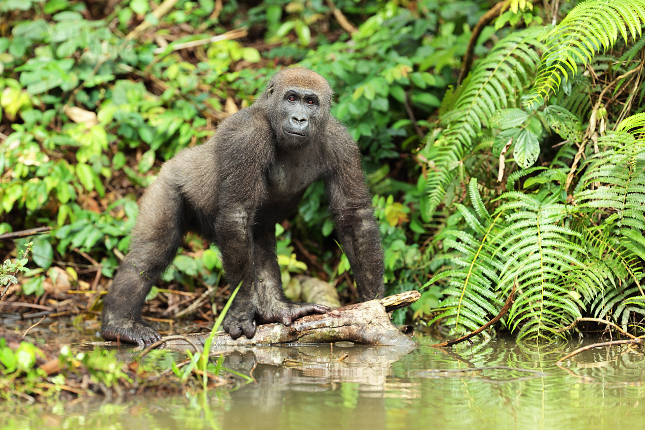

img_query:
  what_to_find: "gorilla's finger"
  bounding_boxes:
[295,304,329,317]
[243,320,256,339]
[312,304,329,313]
[281,313,293,326]
[227,325,243,340]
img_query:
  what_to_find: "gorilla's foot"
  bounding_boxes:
[101,318,162,346]
[257,300,329,327]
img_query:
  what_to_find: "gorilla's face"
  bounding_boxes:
[277,88,321,147]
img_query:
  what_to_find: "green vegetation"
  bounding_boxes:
[1,0,644,346]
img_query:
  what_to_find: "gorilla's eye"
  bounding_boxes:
[288,95,296,102]
[306,99,315,105]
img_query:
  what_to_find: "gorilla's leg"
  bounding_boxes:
[101,178,184,345]
[253,225,329,325]
[221,223,328,339]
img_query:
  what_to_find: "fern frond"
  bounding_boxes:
[575,132,645,232]
[526,0,645,107]
[428,180,505,334]
[495,196,583,340]
[426,27,546,216]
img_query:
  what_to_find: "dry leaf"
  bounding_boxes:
[63,105,98,126]
[43,266,71,297]
[225,97,238,114]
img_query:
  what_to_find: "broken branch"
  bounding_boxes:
[432,284,516,348]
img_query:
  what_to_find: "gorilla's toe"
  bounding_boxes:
[101,318,161,346]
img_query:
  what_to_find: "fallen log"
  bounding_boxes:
[161,291,420,351]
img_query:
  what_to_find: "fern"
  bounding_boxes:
[494,195,584,340]
[568,113,645,328]
[425,27,546,217]
[526,0,645,107]
[575,134,645,233]
[428,179,505,334]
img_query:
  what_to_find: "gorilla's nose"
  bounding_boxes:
[290,114,308,128]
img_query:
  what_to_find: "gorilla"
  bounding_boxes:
[101,67,385,345]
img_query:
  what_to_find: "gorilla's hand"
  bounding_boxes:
[221,296,257,340]
[222,296,329,340]
[101,318,162,346]
[257,299,329,326]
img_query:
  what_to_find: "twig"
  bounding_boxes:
[138,335,202,359]
[564,64,644,192]
[249,361,257,383]
[432,284,517,347]
[614,59,644,126]
[457,1,509,85]
[551,0,561,25]
[324,0,357,34]
[22,315,46,338]
[293,239,328,279]
[497,137,513,182]
[555,317,638,339]
[174,286,216,318]
[0,302,55,310]
[0,244,33,302]
[197,0,223,32]
[404,92,424,137]
[556,339,642,365]
[0,226,51,241]
[126,0,181,40]
[152,28,248,54]
[379,290,421,312]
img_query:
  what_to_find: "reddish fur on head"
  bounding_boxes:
[261,67,333,108]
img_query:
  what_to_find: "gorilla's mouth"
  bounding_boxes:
[285,130,307,137]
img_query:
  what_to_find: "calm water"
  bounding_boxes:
[2,333,645,430]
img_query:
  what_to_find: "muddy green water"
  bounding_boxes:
[3,334,645,430]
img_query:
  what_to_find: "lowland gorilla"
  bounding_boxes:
[101,68,385,345]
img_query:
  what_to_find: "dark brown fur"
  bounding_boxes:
[101,68,385,345]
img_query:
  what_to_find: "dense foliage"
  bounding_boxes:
[1,0,644,341]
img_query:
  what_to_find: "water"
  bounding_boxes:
[2,333,645,430]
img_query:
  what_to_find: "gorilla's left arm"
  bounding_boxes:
[324,119,385,301]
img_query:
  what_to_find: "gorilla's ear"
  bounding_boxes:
[267,84,274,95]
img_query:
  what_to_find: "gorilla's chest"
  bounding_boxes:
[266,152,323,197]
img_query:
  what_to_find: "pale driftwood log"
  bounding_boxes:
[162,291,420,351]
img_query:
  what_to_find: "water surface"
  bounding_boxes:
[2,333,645,430]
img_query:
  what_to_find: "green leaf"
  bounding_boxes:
[75,163,95,191]
[241,48,261,63]
[56,39,77,58]
[44,0,69,14]
[322,218,334,237]
[138,149,155,173]
[0,347,16,371]
[130,0,149,15]
[411,92,440,108]
[174,255,198,277]
[112,152,126,170]
[144,13,159,25]
[372,97,389,112]
[32,237,53,270]
[492,128,521,157]
[202,249,221,271]
[389,85,406,103]
[513,129,540,168]
[15,343,37,371]
[491,108,529,129]
[22,276,44,296]
[53,11,82,21]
